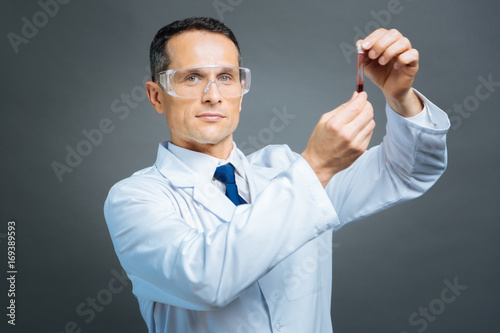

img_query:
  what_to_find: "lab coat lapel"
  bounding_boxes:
[237,149,281,203]
[155,144,236,222]
[193,181,235,222]
[236,148,289,300]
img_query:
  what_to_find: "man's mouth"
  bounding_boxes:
[196,113,226,121]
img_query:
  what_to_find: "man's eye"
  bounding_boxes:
[219,75,232,82]
[187,75,199,82]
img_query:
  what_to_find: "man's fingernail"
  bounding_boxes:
[362,40,371,48]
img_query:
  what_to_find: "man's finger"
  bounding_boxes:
[393,48,419,69]
[351,117,376,150]
[357,119,376,150]
[366,29,403,61]
[329,91,368,126]
[323,91,359,121]
[378,37,412,66]
[360,28,388,50]
[343,102,374,138]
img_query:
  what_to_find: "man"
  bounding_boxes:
[104,17,449,332]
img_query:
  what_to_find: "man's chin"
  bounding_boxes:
[182,131,232,146]
[196,135,231,146]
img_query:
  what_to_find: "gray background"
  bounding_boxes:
[1,0,499,332]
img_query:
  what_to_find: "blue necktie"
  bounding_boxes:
[213,164,247,206]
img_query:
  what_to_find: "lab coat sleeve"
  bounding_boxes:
[104,155,338,311]
[325,90,450,224]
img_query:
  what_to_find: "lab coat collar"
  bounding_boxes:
[166,141,221,185]
[166,141,248,185]
[154,142,197,188]
[154,141,269,222]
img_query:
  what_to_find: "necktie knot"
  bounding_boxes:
[213,164,247,206]
[214,164,236,185]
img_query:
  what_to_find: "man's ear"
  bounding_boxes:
[146,81,165,114]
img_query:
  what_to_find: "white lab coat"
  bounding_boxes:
[104,92,450,332]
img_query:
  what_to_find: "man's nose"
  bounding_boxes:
[202,79,222,103]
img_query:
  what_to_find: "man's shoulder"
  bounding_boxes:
[245,144,300,170]
[107,164,169,200]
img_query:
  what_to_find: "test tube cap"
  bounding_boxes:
[357,44,364,54]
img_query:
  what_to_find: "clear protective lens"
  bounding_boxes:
[159,65,251,98]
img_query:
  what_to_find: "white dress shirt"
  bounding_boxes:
[104,90,450,333]
[168,141,251,203]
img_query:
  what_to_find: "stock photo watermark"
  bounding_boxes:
[49,267,130,333]
[238,106,297,155]
[447,74,499,130]
[400,276,467,333]
[213,0,244,21]
[5,220,17,326]
[339,0,416,63]
[51,67,151,183]
[7,0,72,54]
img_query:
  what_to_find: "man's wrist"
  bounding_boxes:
[300,151,336,188]
[385,89,424,118]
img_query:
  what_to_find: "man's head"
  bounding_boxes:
[146,17,246,158]
[149,17,242,82]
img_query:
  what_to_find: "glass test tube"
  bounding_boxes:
[356,44,365,93]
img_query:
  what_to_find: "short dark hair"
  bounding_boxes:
[149,17,242,82]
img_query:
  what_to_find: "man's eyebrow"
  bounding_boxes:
[184,68,203,74]
[218,67,239,74]
[181,67,238,75]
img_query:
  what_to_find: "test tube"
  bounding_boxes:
[356,44,364,93]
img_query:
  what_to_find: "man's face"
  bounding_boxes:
[151,30,243,156]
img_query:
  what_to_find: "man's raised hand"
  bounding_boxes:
[301,91,375,187]
[360,28,423,117]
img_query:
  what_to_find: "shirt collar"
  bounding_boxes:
[167,141,247,182]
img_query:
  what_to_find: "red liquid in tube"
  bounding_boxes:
[356,44,364,93]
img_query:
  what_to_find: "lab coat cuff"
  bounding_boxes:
[385,89,450,134]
